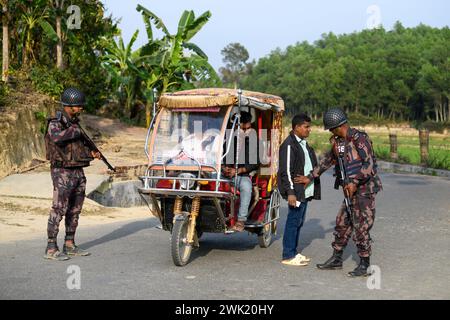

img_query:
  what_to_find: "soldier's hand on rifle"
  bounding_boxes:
[294,175,311,185]
[91,151,101,160]
[344,183,357,198]
[288,195,297,207]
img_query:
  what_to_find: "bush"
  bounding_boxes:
[30,66,73,98]
[374,145,390,161]
[417,121,450,134]
[34,111,49,134]
[30,65,110,114]
[0,82,8,106]
[427,150,450,171]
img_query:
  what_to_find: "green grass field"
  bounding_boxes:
[305,129,450,171]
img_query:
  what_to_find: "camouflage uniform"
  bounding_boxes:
[309,128,382,257]
[45,111,93,243]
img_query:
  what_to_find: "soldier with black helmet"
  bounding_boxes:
[44,88,101,261]
[296,108,382,277]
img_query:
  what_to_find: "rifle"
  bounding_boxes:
[78,124,116,172]
[335,140,353,224]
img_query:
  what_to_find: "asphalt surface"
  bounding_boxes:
[1,172,449,300]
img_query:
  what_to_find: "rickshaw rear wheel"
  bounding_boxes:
[258,223,272,248]
[258,190,280,248]
[171,216,193,266]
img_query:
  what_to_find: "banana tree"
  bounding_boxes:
[100,29,155,116]
[136,5,220,126]
[17,0,51,68]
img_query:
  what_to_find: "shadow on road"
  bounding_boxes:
[299,218,334,248]
[299,218,359,264]
[189,232,262,263]
[79,218,158,249]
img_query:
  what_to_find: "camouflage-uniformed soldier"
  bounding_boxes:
[296,108,382,277]
[44,88,101,261]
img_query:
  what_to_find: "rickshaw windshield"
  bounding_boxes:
[151,107,228,168]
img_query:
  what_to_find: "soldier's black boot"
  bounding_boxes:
[316,249,343,270]
[348,257,370,277]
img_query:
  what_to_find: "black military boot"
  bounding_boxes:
[316,249,343,270]
[348,257,370,277]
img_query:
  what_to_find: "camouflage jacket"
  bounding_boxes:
[45,110,94,168]
[308,128,382,195]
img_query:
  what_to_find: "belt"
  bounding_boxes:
[50,161,85,169]
[50,161,65,168]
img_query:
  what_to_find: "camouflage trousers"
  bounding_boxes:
[332,193,376,257]
[47,167,86,239]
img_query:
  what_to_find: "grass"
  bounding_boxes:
[306,130,450,171]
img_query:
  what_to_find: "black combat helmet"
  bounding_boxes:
[60,87,86,106]
[323,107,348,130]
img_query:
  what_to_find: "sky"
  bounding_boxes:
[102,0,450,71]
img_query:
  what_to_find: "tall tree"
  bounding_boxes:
[1,0,10,82]
[219,42,250,88]
[49,0,65,70]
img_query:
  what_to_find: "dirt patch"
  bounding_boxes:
[0,112,155,243]
[0,195,154,243]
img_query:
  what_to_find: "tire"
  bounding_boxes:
[171,216,193,266]
[258,220,272,248]
[258,190,280,248]
[271,190,281,236]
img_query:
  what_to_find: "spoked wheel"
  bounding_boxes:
[258,189,281,248]
[171,215,193,266]
[258,219,272,248]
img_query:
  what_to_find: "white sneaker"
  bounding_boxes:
[296,253,311,263]
[282,255,309,266]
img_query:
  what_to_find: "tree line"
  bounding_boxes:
[238,22,449,124]
[2,2,449,126]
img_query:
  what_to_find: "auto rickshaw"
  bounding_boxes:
[138,88,284,266]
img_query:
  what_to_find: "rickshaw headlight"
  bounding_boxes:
[178,173,196,190]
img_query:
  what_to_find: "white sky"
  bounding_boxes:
[102,0,450,70]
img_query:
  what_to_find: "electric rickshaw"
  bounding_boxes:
[138,88,285,266]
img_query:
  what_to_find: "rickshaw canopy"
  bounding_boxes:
[158,88,285,112]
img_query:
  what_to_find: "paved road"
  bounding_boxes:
[1,172,449,300]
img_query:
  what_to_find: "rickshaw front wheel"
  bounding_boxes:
[171,215,193,266]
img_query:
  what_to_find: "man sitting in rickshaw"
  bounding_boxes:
[222,111,260,232]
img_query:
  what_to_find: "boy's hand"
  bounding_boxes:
[288,195,297,207]
[294,175,311,185]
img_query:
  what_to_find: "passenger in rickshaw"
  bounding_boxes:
[222,111,260,232]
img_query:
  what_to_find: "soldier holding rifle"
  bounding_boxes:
[296,108,382,277]
[43,88,114,261]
